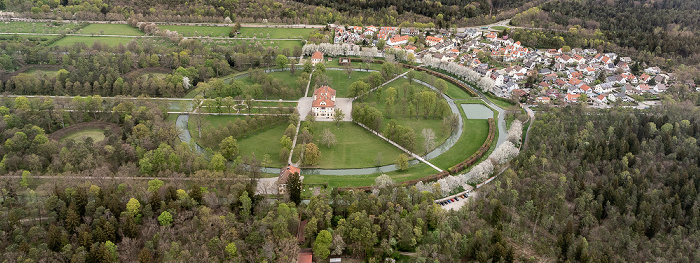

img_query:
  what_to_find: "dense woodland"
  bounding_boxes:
[1,0,542,26]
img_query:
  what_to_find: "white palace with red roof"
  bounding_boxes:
[311,86,336,118]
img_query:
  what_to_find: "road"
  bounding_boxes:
[1,17,325,28]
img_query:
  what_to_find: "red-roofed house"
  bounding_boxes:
[278,165,301,194]
[566,93,581,102]
[297,251,312,263]
[312,86,336,118]
[485,32,497,40]
[387,35,409,46]
[426,36,444,46]
[311,51,324,65]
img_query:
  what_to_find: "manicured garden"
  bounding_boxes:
[79,24,144,36]
[50,36,136,47]
[309,122,404,169]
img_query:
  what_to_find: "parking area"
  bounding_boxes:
[435,191,477,211]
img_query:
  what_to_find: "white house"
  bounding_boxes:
[311,51,324,65]
[312,86,336,118]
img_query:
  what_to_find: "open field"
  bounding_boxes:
[302,163,439,188]
[79,24,144,36]
[237,27,316,39]
[310,122,404,169]
[207,39,303,51]
[310,70,372,97]
[443,80,472,99]
[325,59,385,71]
[50,36,136,47]
[159,25,231,37]
[358,77,452,153]
[60,129,106,143]
[430,119,489,169]
[237,70,306,100]
[0,21,82,34]
[187,116,287,167]
[25,68,61,77]
[236,123,287,167]
[491,26,507,31]
[305,100,491,187]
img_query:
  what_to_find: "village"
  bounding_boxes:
[331,24,688,107]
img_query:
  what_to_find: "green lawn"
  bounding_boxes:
[188,116,287,167]
[237,27,316,39]
[324,60,385,72]
[79,24,144,36]
[358,77,452,154]
[26,68,60,77]
[309,122,404,169]
[303,102,493,187]
[0,21,82,34]
[491,26,508,31]
[210,39,303,51]
[485,93,517,109]
[443,81,472,100]
[159,25,231,37]
[60,129,106,143]
[429,119,489,169]
[311,70,372,97]
[50,36,136,47]
[234,70,306,100]
[237,123,287,167]
[303,163,439,188]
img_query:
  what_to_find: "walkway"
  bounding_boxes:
[355,122,443,172]
[288,69,315,165]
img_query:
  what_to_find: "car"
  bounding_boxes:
[455,197,459,201]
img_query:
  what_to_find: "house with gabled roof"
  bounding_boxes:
[311,51,324,65]
[426,36,444,46]
[312,86,336,118]
[278,165,301,194]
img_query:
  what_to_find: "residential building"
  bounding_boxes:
[312,86,336,118]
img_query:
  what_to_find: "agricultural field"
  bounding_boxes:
[49,36,136,47]
[60,129,106,143]
[237,27,316,39]
[310,122,404,169]
[0,21,83,34]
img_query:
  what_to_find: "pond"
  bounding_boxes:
[461,104,494,119]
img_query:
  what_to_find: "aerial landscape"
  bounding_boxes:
[0,0,699,262]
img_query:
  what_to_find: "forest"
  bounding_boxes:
[470,101,700,261]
